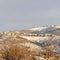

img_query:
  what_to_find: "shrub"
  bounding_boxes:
[1,45,37,60]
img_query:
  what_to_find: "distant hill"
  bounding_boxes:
[30,25,60,36]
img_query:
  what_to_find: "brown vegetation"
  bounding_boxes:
[1,45,37,60]
[1,45,60,60]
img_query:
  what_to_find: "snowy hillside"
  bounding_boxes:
[29,26,47,31]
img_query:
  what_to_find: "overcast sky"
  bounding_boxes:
[0,0,60,31]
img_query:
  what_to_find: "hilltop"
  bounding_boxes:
[0,25,60,60]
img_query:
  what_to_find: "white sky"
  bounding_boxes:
[0,0,60,31]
